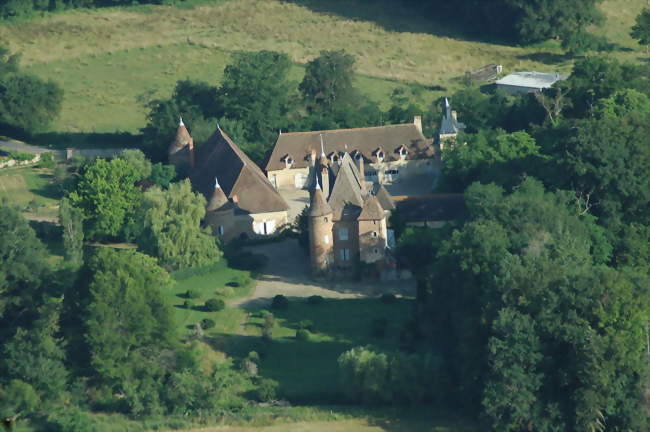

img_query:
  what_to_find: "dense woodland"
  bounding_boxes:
[1,2,650,431]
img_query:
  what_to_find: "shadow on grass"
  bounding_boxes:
[31,131,142,150]
[32,173,63,200]
[516,52,570,65]
[283,0,515,45]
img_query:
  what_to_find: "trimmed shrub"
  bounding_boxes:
[186,288,201,299]
[271,294,289,309]
[200,318,215,329]
[296,329,311,341]
[307,295,325,305]
[380,293,397,303]
[218,286,235,297]
[204,298,225,312]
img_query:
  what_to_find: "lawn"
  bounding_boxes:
[0,165,61,220]
[218,296,413,401]
[0,0,645,138]
[169,260,256,337]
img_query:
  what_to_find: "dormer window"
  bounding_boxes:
[375,149,385,163]
[354,152,363,161]
[398,146,408,160]
[329,153,340,164]
[283,154,294,168]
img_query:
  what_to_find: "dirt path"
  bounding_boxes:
[230,239,415,309]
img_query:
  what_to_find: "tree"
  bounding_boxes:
[482,309,543,432]
[68,156,144,239]
[0,203,49,335]
[593,88,650,120]
[300,50,356,114]
[84,248,176,414]
[137,180,221,271]
[59,197,84,266]
[1,298,68,399]
[631,8,650,53]
[148,163,176,188]
[217,50,293,144]
[0,72,63,135]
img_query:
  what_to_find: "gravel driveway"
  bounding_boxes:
[232,239,415,309]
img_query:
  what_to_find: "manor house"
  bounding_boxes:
[168,120,289,242]
[264,117,435,190]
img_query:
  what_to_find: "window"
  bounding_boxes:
[324,217,328,222]
[340,248,350,261]
[218,226,225,235]
[324,234,329,244]
[338,227,349,241]
[355,152,363,160]
[372,231,378,237]
[376,151,384,162]
[374,248,378,254]
[384,169,399,175]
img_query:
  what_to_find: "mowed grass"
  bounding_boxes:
[170,260,255,336]
[0,165,61,218]
[223,297,412,400]
[1,0,645,136]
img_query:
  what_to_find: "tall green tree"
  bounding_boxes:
[84,248,176,414]
[300,50,356,115]
[631,8,650,53]
[137,180,221,271]
[68,156,144,240]
[217,50,293,144]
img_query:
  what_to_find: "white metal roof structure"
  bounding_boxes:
[496,71,567,90]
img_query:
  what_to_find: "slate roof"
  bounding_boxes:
[328,157,364,220]
[396,194,466,222]
[265,123,433,172]
[169,119,192,155]
[309,181,333,217]
[191,127,289,214]
[495,71,567,89]
[373,184,395,211]
[206,178,229,212]
[440,98,465,135]
[358,195,385,220]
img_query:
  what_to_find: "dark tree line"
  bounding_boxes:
[0,0,187,20]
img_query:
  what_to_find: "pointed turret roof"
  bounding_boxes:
[206,177,229,212]
[328,157,364,215]
[309,179,332,217]
[440,98,465,135]
[169,117,193,154]
[358,195,385,220]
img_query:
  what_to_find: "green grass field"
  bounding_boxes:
[0,0,645,139]
[169,260,255,336]
[0,165,61,218]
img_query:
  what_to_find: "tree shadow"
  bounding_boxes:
[31,131,142,150]
[516,52,571,65]
[282,0,512,45]
[32,173,63,200]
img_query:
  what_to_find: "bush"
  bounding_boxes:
[204,298,225,312]
[371,317,388,338]
[261,311,275,341]
[271,294,289,309]
[200,318,215,329]
[183,299,194,309]
[307,295,325,305]
[39,152,55,169]
[186,288,201,299]
[218,286,235,297]
[296,328,311,341]
[251,377,279,402]
[297,319,315,331]
[380,293,397,303]
[228,251,268,273]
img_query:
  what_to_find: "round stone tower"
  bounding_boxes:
[308,179,333,274]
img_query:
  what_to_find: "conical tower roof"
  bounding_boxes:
[309,179,332,217]
[169,117,193,155]
[206,177,228,212]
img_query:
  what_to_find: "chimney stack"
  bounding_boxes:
[355,153,364,179]
[413,115,422,133]
[320,166,329,199]
[451,111,458,122]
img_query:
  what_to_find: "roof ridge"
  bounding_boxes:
[280,123,417,136]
